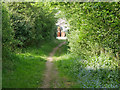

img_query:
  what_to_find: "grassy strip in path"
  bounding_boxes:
[2,40,62,88]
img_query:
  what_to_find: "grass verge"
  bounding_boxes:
[2,40,62,88]
[54,42,119,88]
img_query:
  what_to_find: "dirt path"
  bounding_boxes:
[41,41,66,88]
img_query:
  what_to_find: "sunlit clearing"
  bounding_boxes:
[16,53,47,60]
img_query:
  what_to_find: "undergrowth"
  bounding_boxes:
[55,44,119,88]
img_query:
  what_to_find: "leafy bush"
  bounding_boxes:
[58,2,120,59]
[5,2,57,47]
[56,3,119,87]
[2,4,15,50]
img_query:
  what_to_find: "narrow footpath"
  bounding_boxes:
[41,41,66,88]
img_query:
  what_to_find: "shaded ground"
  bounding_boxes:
[41,41,72,88]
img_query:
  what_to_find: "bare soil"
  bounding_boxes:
[41,41,68,88]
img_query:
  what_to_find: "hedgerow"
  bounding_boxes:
[55,2,119,88]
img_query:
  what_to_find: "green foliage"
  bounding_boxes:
[2,47,46,88]
[58,2,120,58]
[2,40,61,88]
[34,4,57,42]
[55,44,118,88]
[3,2,57,47]
[2,2,58,65]
[2,2,120,88]
[2,4,15,50]
[54,2,119,88]
[2,2,59,88]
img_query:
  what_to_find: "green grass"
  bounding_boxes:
[54,43,119,88]
[2,40,62,88]
[53,43,77,88]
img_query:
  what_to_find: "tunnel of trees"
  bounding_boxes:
[2,2,120,88]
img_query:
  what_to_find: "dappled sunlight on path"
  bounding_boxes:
[41,41,66,88]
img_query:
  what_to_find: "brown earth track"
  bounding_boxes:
[41,41,66,88]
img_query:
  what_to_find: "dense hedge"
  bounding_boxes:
[2,4,16,51]
[55,2,119,88]
[58,2,120,59]
[2,2,58,65]
[2,2,57,49]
